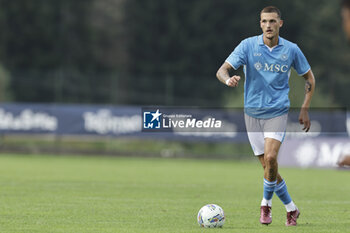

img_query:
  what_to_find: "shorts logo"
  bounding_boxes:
[254,62,262,71]
[143,109,162,129]
[281,54,288,61]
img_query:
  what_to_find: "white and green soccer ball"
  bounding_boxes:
[197,204,225,228]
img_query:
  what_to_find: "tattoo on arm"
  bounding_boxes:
[305,80,312,93]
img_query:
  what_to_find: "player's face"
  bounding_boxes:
[342,7,350,41]
[260,13,283,40]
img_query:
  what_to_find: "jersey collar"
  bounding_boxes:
[258,34,284,46]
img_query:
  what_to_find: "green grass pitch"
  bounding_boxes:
[0,154,349,233]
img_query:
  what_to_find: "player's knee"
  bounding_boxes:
[264,154,277,165]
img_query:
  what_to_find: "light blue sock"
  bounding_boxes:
[274,179,292,205]
[263,179,277,201]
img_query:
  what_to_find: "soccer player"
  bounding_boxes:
[338,0,350,167]
[216,6,315,226]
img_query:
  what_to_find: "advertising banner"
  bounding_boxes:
[279,138,350,168]
[0,104,348,143]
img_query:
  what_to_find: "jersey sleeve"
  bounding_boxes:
[225,39,248,70]
[292,45,311,76]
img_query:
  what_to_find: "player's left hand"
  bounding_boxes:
[298,108,310,132]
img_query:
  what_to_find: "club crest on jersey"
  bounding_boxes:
[254,62,262,71]
[281,54,288,61]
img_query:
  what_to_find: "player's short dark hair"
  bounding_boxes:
[342,0,350,9]
[260,6,282,19]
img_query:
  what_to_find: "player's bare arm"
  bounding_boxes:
[216,62,241,87]
[299,69,316,132]
[342,0,350,41]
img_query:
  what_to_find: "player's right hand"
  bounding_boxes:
[226,75,241,87]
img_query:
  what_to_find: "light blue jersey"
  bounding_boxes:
[225,35,310,119]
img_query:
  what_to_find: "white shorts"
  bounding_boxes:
[244,113,287,156]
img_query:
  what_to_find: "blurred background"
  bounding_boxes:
[0,0,349,167]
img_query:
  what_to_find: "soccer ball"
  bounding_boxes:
[197,204,225,228]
